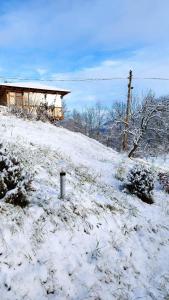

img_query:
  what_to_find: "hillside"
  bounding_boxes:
[0,114,169,300]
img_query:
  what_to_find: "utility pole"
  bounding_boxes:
[123,70,133,151]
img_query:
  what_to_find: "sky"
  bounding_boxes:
[0,0,169,109]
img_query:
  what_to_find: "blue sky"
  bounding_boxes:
[0,0,169,108]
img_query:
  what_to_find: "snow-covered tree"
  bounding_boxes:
[0,144,32,207]
[158,172,169,193]
[128,94,169,157]
[57,92,169,157]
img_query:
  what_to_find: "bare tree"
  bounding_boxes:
[128,94,169,157]
[58,93,169,158]
[107,101,126,151]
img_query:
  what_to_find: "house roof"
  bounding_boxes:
[0,82,70,96]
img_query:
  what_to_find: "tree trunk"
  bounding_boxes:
[128,143,138,158]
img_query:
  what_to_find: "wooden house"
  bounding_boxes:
[0,82,70,120]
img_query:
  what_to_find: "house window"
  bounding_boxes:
[15,92,23,106]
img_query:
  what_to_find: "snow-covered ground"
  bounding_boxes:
[0,114,169,300]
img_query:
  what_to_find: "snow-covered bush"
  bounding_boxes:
[9,105,34,120]
[158,172,169,193]
[125,164,155,204]
[36,102,54,123]
[9,103,54,123]
[0,144,32,207]
[115,161,126,181]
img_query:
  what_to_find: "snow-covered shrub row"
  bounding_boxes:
[158,172,169,193]
[9,103,54,123]
[0,144,32,207]
[8,105,35,120]
[125,163,155,204]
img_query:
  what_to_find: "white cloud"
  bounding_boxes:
[36,68,48,76]
[51,47,169,109]
[0,0,169,51]
[0,0,169,109]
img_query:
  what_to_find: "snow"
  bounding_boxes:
[0,82,70,94]
[0,113,169,299]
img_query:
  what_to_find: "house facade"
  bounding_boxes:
[0,82,70,120]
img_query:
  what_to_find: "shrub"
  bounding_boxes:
[125,164,155,204]
[36,102,54,123]
[158,172,169,193]
[0,144,32,207]
[115,161,126,181]
[8,105,34,120]
[9,103,56,124]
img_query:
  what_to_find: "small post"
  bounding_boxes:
[60,171,66,199]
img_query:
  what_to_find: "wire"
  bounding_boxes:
[1,76,169,82]
[0,76,127,82]
[134,77,169,81]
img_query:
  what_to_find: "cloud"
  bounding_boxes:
[36,68,48,76]
[0,0,169,109]
[51,46,169,109]
[0,0,169,51]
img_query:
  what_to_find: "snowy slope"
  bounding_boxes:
[0,114,169,300]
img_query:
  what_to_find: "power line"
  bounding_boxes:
[134,77,169,81]
[0,76,127,82]
[1,75,169,82]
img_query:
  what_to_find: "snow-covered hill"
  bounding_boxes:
[0,114,169,300]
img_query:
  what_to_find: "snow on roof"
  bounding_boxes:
[0,82,70,94]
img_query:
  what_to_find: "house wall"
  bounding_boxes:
[0,91,7,105]
[17,92,62,107]
[8,92,15,105]
[6,91,63,119]
[7,92,62,107]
